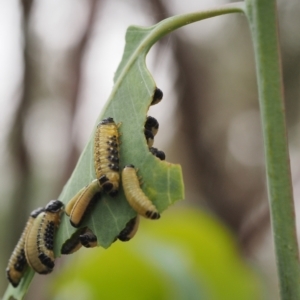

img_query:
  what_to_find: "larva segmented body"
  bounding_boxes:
[118,216,140,242]
[122,165,160,220]
[94,117,120,197]
[25,200,63,274]
[6,207,44,287]
[65,179,102,228]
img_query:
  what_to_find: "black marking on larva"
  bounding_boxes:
[118,217,139,242]
[99,175,109,185]
[108,163,119,171]
[99,117,114,125]
[151,88,163,105]
[107,147,118,155]
[45,200,64,213]
[145,116,159,136]
[107,155,119,163]
[38,253,54,270]
[79,231,97,248]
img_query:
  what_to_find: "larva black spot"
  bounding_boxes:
[145,116,159,137]
[122,165,160,220]
[6,207,44,287]
[151,88,163,105]
[118,216,140,242]
[25,200,63,274]
[65,179,102,228]
[61,227,97,255]
[94,117,120,196]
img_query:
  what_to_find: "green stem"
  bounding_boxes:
[245,1,300,299]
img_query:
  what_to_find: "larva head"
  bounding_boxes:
[145,116,159,136]
[30,207,45,218]
[99,117,114,126]
[79,231,97,248]
[45,200,64,213]
[151,88,163,105]
[99,175,119,197]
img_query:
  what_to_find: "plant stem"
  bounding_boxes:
[245,1,300,299]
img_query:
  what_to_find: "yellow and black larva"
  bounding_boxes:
[65,179,102,228]
[149,147,166,161]
[61,227,97,255]
[145,116,159,137]
[118,216,140,242]
[151,88,163,105]
[6,207,44,287]
[122,165,160,220]
[25,200,63,274]
[94,117,120,197]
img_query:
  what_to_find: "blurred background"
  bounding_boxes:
[1,0,300,299]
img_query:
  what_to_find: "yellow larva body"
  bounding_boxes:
[118,216,140,242]
[25,200,63,274]
[6,207,44,287]
[122,165,160,220]
[66,179,102,228]
[94,117,120,197]
[61,227,97,255]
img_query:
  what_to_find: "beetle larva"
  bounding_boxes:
[6,207,44,287]
[144,116,159,137]
[94,117,120,197]
[61,227,97,254]
[25,200,63,274]
[122,165,160,220]
[151,88,163,105]
[118,216,140,242]
[65,179,102,228]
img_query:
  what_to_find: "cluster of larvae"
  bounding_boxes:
[6,87,165,288]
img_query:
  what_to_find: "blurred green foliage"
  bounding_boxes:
[50,207,264,300]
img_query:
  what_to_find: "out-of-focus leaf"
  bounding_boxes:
[50,207,264,300]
